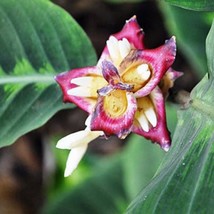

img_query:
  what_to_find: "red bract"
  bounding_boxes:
[55,16,181,176]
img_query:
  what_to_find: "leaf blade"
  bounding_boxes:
[165,0,214,11]
[43,156,129,214]
[0,0,97,147]
[126,21,214,214]
[160,2,214,78]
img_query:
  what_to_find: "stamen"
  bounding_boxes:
[136,64,151,81]
[136,112,149,132]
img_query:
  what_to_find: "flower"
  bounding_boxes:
[55,16,181,176]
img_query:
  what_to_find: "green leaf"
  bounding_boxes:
[165,0,214,11]
[160,2,214,77]
[43,156,129,214]
[47,140,94,199]
[126,21,214,214]
[122,135,165,200]
[122,104,177,200]
[206,17,214,77]
[0,0,96,147]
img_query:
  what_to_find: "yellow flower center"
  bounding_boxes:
[104,90,128,118]
[90,76,108,97]
[106,36,152,93]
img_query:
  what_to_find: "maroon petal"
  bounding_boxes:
[90,90,137,139]
[98,16,145,65]
[101,60,133,93]
[132,87,171,151]
[167,68,183,80]
[55,67,100,113]
[134,37,176,98]
[98,85,114,96]
[113,16,145,49]
[102,60,120,85]
[159,67,183,98]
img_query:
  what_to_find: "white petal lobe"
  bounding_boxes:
[56,130,91,149]
[137,97,157,128]
[118,38,131,58]
[144,108,157,127]
[106,36,120,61]
[56,129,102,150]
[137,64,151,81]
[67,87,92,97]
[137,113,149,132]
[85,115,92,128]
[64,144,88,177]
[71,77,93,86]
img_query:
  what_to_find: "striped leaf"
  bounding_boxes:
[0,0,96,147]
